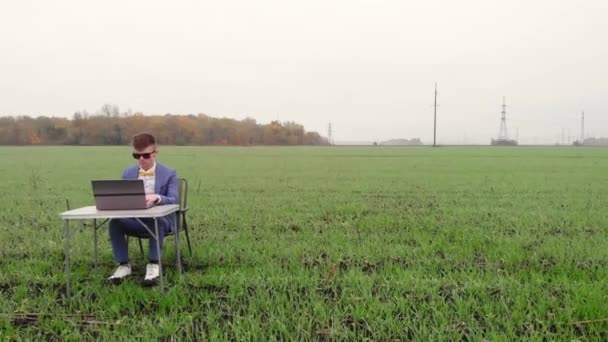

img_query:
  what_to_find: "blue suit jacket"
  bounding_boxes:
[122,162,178,230]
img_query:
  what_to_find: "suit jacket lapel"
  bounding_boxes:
[127,165,138,180]
[154,163,162,194]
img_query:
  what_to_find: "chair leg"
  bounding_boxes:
[138,238,145,259]
[182,215,192,257]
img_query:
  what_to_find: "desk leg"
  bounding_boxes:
[63,219,71,298]
[173,213,182,276]
[93,219,98,270]
[155,218,164,293]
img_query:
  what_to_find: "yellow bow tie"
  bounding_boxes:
[139,169,155,176]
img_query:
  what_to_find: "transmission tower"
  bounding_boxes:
[497,96,509,140]
[327,122,334,145]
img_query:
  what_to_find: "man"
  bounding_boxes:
[107,133,178,285]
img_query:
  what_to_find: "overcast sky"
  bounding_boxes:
[0,0,606,144]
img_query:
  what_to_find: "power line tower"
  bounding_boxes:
[492,96,517,146]
[580,111,585,144]
[498,96,509,140]
[433,82,438,147]
[327,122,334,146]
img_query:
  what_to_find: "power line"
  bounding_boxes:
[433,82,438,147]
[580,111,585,144]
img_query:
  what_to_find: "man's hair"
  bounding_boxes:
[132,133,156,150]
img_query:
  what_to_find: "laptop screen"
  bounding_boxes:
[91,180,150,210]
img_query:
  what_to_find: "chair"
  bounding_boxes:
[134,177,193,260]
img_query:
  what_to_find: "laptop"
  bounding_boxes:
[91,180,155,210]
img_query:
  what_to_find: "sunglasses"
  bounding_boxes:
[132,151,156,159]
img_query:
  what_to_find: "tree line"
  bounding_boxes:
[0,107,329,146]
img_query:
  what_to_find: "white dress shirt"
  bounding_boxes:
[138,163,159,203]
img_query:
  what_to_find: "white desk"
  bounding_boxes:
[60,205,181,296]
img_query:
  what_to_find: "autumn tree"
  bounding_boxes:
[0,111,329,146]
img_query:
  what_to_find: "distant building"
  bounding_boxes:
[491,138,518,146]
[380,138,423,146]
[579,137,608,146]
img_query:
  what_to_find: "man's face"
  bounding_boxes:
[132,145,157,170]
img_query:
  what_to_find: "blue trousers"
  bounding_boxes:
[109,218,171,263]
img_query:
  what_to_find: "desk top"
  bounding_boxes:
[60,204,180,220]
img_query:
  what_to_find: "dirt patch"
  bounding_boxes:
[0,281,16,296]
[449,321,471,341]
[362,260,384,274]
[318,286,342,302]
[342,315,373,339]
[303,253,329,269]
[438,282,464,306]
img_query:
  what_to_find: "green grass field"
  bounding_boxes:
[1,146,607,340]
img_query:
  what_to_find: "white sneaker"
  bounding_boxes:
[143,263,160,286]
[107,264,132,281]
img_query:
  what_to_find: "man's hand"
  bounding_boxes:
[146,194,160,205]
